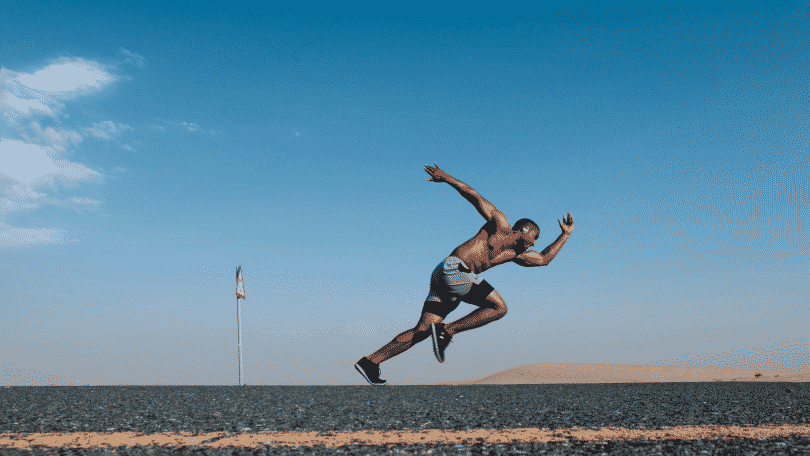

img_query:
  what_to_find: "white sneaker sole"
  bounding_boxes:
[355,363,387,385]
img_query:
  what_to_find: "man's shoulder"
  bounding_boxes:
[478,219,512,234]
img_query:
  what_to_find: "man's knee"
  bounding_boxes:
[414,323,432,333]
[485,290,508,317]
[415,308,445,332]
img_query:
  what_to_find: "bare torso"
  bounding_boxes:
[449,220,526,274]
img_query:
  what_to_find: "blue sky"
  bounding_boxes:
[1,0,807,386]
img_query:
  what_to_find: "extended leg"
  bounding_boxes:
[367,328,432,365]
[367,310,444,364]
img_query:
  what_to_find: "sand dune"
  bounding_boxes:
[430,363,810,385]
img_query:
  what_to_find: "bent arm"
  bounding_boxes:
[513,250,546,267]
[539,232,570,265]
[514,233,570,267]
[445,175,509,229]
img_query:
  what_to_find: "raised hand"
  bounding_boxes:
[558,212,574,235]
[424,163,451,183]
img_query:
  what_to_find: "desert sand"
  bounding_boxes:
[429,363,810,385]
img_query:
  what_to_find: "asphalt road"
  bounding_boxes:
[2,383,809,455]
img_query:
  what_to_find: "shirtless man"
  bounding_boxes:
[355,163,574,385]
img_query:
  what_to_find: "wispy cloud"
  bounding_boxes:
[1,57,115,125]
[0,91,56,117]
[83,120,132,140]
[0,220,76,247]
[0,57,117,247]
[180,121,200,132]
[158,119,222,135]
[161,120,200,132]
[18,121,83,149]
[118,48,146,67]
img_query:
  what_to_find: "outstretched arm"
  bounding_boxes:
[424,163,509,229]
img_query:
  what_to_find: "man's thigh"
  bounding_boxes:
[460,279,500,309]
[421,299,461,321]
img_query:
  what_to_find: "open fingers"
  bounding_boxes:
[424,164,437,181]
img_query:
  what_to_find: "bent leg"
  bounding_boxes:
[367,309,444,364]
[445,288,507,336]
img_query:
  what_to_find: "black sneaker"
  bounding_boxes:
[355,357,387,385]
[431,322,453,363]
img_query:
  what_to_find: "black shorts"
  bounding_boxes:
[422,278,495,319]
[422,256,496,319]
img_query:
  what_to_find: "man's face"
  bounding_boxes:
[520,228,539,249]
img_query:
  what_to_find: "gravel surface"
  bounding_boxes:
[2,383,809,455]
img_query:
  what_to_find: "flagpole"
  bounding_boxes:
[237,294,243,386]
[235,265,245,386]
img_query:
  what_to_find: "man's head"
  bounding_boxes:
[512,218,539,250]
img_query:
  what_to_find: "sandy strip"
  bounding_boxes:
[2,424,809,449]
[431,364,810,385]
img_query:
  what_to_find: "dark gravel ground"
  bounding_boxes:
[2,382,809,455]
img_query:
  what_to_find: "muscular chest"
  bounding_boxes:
[486,233,517,263]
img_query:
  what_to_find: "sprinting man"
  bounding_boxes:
[355,163,574,385]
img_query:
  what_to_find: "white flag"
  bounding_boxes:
[236,265,246,299]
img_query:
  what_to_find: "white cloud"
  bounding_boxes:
[0,176,92,246]
[0,57,117,248]
[1,59,115,127]
[0,91,55,117]
[15,59,114,95]
[0,139,59,184]
[18,121,83,149]
[31,157,102,189]
[0,181,45,216]
[121,145,135,152]
[83,120,132,140]
[0,220,75,247]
